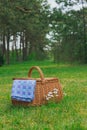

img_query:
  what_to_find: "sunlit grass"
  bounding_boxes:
[0,60,87,130]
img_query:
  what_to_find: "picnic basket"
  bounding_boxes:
[12,66,63,106]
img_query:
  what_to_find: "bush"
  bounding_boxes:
[0,54,4,66]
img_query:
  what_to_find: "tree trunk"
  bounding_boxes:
[2,34,6,56]
[13,35,19,61]
[24,32,28,60]
[6,33,10,64]
[19,38,22,61]
[11,44,15,62]
[21,32,25,61]
[81,0,87,63]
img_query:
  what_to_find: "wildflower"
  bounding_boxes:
[46,97,49,100]
[53,91,58,94]
[53,88,58,91]
[48,92,53,95]
[45,88,59,101]
[47,92,53,97]
[50,95,54,98]
[55,94,59,97]
[45,95,50,100]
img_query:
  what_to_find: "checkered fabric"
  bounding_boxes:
[11,80,36,102]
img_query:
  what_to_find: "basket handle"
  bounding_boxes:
[28,66,45,81]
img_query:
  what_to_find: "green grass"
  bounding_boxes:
[0,60,87,130]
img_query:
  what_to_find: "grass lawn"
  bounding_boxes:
[0,61,87,130]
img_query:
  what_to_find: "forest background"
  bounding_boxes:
[0,0,87,65]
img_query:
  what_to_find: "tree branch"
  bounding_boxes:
[16,6,32,13]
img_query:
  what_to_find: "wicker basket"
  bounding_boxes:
[12,66,63,106]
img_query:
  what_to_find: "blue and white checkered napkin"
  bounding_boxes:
[11,80,36,102]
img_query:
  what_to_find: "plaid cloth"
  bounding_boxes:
[11,80,36,102]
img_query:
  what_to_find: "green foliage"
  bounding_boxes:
[0,0,50,64]
[0,0,87,64]
[0,61,87,129]
[28,52,36,60]
[50,1,87,63]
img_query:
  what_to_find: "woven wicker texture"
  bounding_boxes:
[12,66,63,106]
